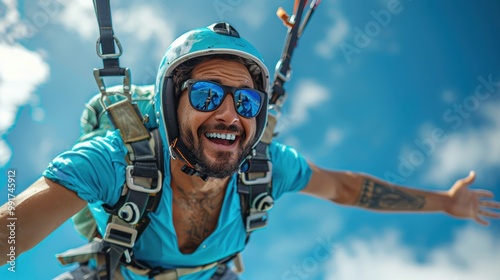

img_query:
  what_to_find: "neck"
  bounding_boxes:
[170,157,230,193]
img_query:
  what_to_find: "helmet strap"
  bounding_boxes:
[169,138,209,181]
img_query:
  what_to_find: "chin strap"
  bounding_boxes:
[169,138,209,181]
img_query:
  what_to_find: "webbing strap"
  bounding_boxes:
[93,0,130,98]
[124,251,244,280]
[102,129,161,260]
[93,0,125,76]
[103,243,127,280]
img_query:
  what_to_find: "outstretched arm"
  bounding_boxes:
[0,177,86,264]
[301,163,500,225]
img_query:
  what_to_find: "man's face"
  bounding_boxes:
[177,58,257,178]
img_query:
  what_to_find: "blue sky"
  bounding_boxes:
[1,0,500,279]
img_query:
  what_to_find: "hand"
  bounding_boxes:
[446,170,500,225]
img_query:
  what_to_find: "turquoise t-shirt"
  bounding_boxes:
[43,130,312,279]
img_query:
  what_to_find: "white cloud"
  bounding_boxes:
[289,79,330,127]
[233,0,267,29]
[315,11,349,59]
[0,1,50,167]
[0,139,11,167]
[0,0,19,37]
[325,226,500,280]
[251,199,343,280]
[305,126,344,161]
[424,100,500,185]
[1,0,35,44]
[114,5,175,59]
[57,1,96,40]
[0,44,49,133]
[57,2,175,64]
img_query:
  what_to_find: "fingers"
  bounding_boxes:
[475,200,500,226]
[474,190,494,198]
[478,209,500,219]
[479,200,500,209]
[474,214,489,226]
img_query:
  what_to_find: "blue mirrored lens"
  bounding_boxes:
[234,89,261,117]
[189,80,262,118]
[190,81,224,111]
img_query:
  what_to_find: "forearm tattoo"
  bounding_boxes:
[356,179,425,210]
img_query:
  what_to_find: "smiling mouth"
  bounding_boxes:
[205,132,238,146]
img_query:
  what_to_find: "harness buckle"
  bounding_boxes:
[103,223,137,248]
[240,161,273,185]
[126,166,162,194]
[246,209,269,232]
[93,68,132,102]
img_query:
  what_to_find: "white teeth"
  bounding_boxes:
[206,133,236,141]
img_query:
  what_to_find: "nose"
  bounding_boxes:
[214,94,239,125]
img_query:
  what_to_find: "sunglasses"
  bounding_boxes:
[181,79,266,118]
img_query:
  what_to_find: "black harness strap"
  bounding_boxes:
[238,142,274,233]
[91,3,164,279]
[100,129,164,280]
[93,0,130,100]
[93,0,125,77]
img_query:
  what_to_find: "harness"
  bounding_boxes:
[56,88,272,278]
[56,1,320,279]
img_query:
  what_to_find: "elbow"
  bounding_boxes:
[330,172,363,206]
[332,189,360,206]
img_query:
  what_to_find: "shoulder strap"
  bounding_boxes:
[98,127,163,279]
[91,2,163,271]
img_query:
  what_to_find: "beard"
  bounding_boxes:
[181,123,253,179]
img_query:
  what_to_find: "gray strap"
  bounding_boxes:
[125,261,221,280]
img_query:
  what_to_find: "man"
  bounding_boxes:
[1,22,499,280]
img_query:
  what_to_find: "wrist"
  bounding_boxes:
[439,191,453,213]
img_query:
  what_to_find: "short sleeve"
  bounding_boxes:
[43,130,128,205]
[269,142,312,200]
